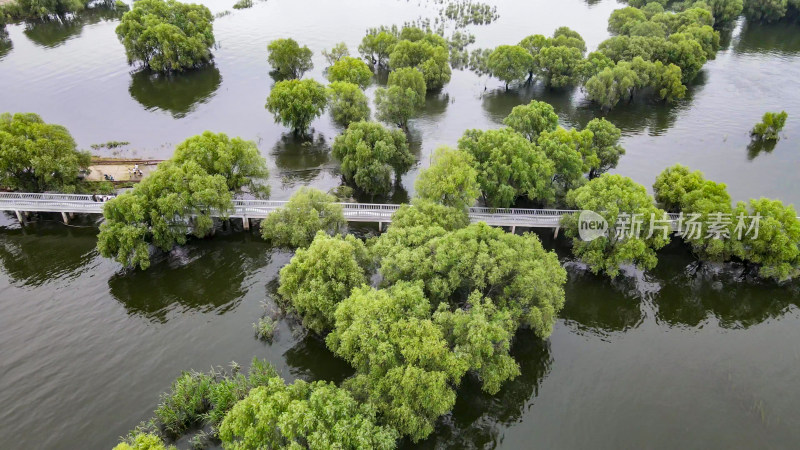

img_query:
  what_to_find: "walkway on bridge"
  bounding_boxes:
[0,192,584,230]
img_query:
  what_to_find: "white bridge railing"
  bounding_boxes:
[0,192,581,228]
[0,192,761,229]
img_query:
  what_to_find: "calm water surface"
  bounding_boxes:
[1,0,799,448]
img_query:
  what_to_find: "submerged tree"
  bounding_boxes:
[260,187,345,248]
[0,112,90,192]
[97,161,233,270]
[327,281,463,442]
[458,127,555,207]
[730,198,800,281]
[750,110,788,141]
[358,29,398,68]
[503,100,559,141]
[322,42,350,65]
[219,378,397,449]
[116,0,215,72]
[331,121,414,196]
[415,146,480,210]
[563,174,670,278]
[266,38,313,79]
[328,81,371,126]
[278,232,370,334]
[265,79,328,134]
[388,38,451,90]
[486,45,534,89]
[375,67,426,129]
[327,56,373,88]
[172,131,270,197]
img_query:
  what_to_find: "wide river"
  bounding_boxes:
[0,0,799,448]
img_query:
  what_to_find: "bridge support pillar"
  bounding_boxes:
[511,225,516,234]
[242,217,250,231]
[378,221,383,232]
[61,212,69,224]
[15,210,24,225]
[553,226,560,238]
[69,212,75,219]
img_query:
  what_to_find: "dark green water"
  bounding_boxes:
[1,0,799,448]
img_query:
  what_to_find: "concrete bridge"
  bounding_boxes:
[0,192,588,232]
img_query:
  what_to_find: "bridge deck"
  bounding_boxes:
[0,192,690,229]
[0,192,586,228]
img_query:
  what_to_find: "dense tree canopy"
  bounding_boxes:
[538,45,585,88]
[487,45,534,89]
[278,232,370,334]
[97,161,232,270]
[730,198,800,281]
[219,377,397,449]
[653,164,733,261]
[388,36,451,90]
[327,56,373,88]
[414,146,480,210]
[0,112,90,192]
[115,0,215,72]
[359,28,399,67]
[267,38,313,79]
[172,131,270,197]
[327,282,462,441]
[564,174,671,278]
[502,100,559,142]
[331,121,414,196]
[260,187,345,248]
[585,118,625,178]
[328,81,371,126]
[375,67,426,129]
[458,127,555,207]
[537,126,597,191]
[98,132,268,270]
[265,79,328,133]
[376,222,567,336]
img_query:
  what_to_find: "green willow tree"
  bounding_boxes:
[97,132,269,270]
[388,36,451,90]
[116,0,215,72]
[414,146,480,210]
[171,131,270,197]
[486,45,534,89]
[375,67,426,129]
[327,56,373,88]
[653,164,734,261]
[260,187,346,248]
[97,161,233,270]
[265,79,328,134]
[266,38,313,79]
[563,174,671,278]
[0,112,90,192]
[277,232,370,334]
[327,281,462,442]
[730,198,800,281]
[458,127,555,207]
[327,81,371,126]
[359,28,398,68]
[503,100,559,141]
[751,110,788,141]
[331,121,414,196]
[219,378,397,449]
